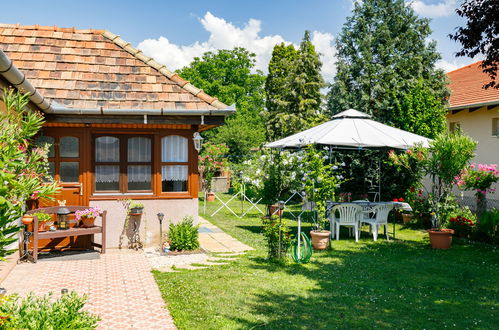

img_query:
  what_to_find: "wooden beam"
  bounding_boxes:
[468,107,481,113]
[44,115,226,126]
[451,109,464,115]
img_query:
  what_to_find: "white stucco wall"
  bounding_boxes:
[89,198,199,248]
[447,105,499,198]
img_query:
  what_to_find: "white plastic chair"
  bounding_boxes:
[359,203,394,241]
[330,204,363,242]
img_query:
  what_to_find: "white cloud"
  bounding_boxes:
[435,59,460,72]
[410,0,458,18]
[137,12,337,81]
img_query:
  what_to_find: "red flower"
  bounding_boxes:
[410,186,415,192]
[399,198,404,202]
[393,198,399,202]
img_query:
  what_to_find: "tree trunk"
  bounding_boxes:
[476,193,487,218]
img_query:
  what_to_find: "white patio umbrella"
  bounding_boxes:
[265,109,431,150]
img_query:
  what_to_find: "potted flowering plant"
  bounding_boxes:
[455,163,499,216]
[302,147,345,250]
[448,215,475,238]
[128,202,144,215]
[32,212,53,232]
[389,132,476,249]
[198,143,229,202]
[75,207,102,228]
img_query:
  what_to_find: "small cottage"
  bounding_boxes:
[0,24,234,249]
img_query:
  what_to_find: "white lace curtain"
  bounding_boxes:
[96,136,119,162]
[128,137,151,162]
[162,165,188,181]
[95,165,119,183]
[128,165,151,183]
[161,136,188,162]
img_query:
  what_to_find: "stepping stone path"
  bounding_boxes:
[145,217,252,272]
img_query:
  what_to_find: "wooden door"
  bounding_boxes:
[37,130,86,207]
[34,129,89,251]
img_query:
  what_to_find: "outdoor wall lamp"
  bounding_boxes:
[193,132,203,152]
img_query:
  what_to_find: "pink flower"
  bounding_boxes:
[30,190,40,200]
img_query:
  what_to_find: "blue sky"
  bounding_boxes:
[0,0,475,80]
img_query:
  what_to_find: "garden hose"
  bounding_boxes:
[291,232,312,263]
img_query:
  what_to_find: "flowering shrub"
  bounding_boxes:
[389,132,476,228]
[301,147,346,231]
[198,143,229,192]
[74,207,102,221]
[456,163,499,216]
[0,90,59,259]
[456,163,499,195]
[448,215,475,237]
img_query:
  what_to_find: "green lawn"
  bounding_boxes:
[154,194,499,329]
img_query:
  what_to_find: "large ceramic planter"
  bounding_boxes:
[427,228,454,249]
[81,217,96,228]
[206,192,216,202]
[310,230,331,250]
[402,213,413,224]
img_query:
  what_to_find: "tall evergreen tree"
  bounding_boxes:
[327,0,448,137]
[263,44,298,141]
[263,31,326,141]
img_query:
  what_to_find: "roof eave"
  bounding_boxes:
[448,100,499,111]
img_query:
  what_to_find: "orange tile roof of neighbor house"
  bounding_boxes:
[447,61,499,110]
[0,24,228,111]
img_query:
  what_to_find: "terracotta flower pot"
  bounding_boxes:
[310,230,331,250]
[402,213,413,224]
[206,192,216,202]
[81,217,96,228]
[37,222,47,232]
[427,228,454,249]
[269,204,283,217]
[22,215,33,226]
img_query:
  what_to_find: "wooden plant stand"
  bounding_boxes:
[25,206,106,263]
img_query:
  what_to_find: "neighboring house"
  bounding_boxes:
[447,61,499,207]
[0,24,234,250]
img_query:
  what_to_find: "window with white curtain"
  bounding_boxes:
[94,135,152,193]
[161,136,188,192]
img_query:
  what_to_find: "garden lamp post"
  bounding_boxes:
[157,212,165,253]
[193,132,203,152]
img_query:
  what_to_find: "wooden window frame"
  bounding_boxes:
[93,134,154,195]
[159,135,190,195]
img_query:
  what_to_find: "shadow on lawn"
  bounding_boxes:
[230,239,498,329]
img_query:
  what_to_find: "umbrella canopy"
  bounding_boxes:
[265,109,431,149]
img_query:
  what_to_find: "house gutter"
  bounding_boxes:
[0,49,235,117]
[0,49,51,111]
[448,100,499,111]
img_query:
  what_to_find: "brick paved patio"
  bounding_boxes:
[1,250,176,329]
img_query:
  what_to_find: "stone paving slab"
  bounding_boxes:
[198,217,253,253]
[1,250,176,329]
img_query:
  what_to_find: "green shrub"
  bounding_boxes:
[0,291,100,329]
[473,209,499,244]
[167,217,200,251]
[262,216,293,261]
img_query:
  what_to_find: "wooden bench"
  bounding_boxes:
[26,206,106,263]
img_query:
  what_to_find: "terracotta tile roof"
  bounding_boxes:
[447,61,499,109]
[0,24,228,110]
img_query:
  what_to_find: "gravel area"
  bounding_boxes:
[144,247,209,269]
